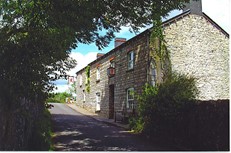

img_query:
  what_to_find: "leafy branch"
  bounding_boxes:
[150,6,172,84]
[85,65,91,93]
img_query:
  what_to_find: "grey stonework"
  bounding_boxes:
[76,12,229,118]
[76,32,150,118]
[164,14,229,100]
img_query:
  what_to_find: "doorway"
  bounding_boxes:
[109,85,114,119]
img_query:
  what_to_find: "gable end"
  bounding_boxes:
[202,13,229,38]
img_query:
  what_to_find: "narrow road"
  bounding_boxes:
[50,103,168,151]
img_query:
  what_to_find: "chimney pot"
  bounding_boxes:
[183,0,202,15]
[114,38,126,48]
[97,53,105,59]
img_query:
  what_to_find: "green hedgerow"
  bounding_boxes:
[130,72,199,140]
[29,108,53,151]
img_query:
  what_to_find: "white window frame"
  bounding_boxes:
[83,91,86,102]
[96,92,101,111]
[96,67,100,81]
[85,76,88,85]
[110,61,115,68]
[79,75,83,86]
[150,61,156,86]
[128,51,134,70]
[126,88,134,109]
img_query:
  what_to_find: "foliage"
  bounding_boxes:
[130,84,229,151]
[130,73,199,138]
[85,65,91,93]
[68,81,77,96]
[150,18,171,84]
[129,73,229,150]
[0,0,77,107]
[0,0,190,107]
[28,108,53,151]
[186,100,229,151]
[66,81,77,102]
[0,0,190,150]
[46,92,72,103]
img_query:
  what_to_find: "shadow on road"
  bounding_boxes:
[49,103,179,151]
[51,113,166,151]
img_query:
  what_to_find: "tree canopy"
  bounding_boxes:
[0,0,190,106]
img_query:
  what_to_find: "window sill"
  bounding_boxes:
[108,74,115,78]
[126,68,134,72]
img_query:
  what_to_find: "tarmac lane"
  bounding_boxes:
[49,103,167,151]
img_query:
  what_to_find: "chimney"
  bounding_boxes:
[97,53,105,59]
[114,38,126,48]
[183,0,202,15]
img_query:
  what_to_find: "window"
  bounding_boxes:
[85,76,88,85]
[110,61,115,68]
[96,92,101,111]
[127,88,134,109]
[96,67,100,81]
[128,51,134,70]
[79,75,82,86]
[83,90,86,102]
[150,60,156,86]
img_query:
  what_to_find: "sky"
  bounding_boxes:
[53,0,230,93]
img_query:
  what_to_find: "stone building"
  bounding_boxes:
[75,0,229,119]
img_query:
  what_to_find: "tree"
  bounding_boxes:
[0,0,190,99]
[0,0,190,150]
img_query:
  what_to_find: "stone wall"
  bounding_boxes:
[76,53,116,117]
[76,69,92,111]
[76,32,150,118]
[164,14,229,100]
[113,34,150,112]
[76,13,229,117]
[0,97,43,150]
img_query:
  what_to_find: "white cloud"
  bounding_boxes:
[53,84,68,93]
[67,52,98,76]
[115,25,153,38]
[53,52,98,93]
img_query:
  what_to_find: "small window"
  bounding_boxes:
[150,61,156,86]
[85,76,88,85]
[96,67,100,81]
[127,88,134,109]
[96,92,101,111]
[128,51,134,70]
[79,75,83,86]
[110,61,115,68]
[83,90,86,102]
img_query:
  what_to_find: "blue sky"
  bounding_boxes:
[72,9,183,56]
[53,0,230,93]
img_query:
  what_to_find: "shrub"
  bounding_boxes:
[130,73,198,142]
[46,92,72,103]
[187,100,229,151]
[130,73,229,150]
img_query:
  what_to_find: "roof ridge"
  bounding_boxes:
[202,12,229,38]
